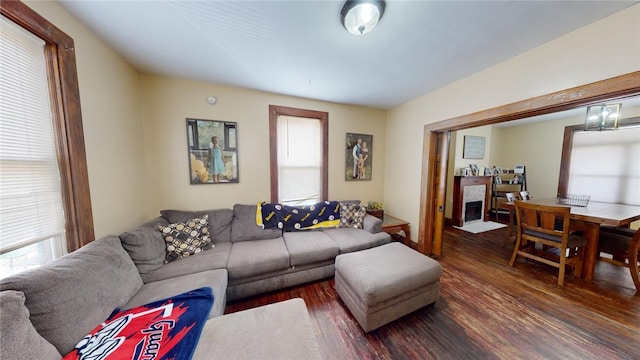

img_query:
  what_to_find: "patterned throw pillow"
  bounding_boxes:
[339,203,366,229]
[158,215,212,263]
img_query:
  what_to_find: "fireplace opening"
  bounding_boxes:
[465,201,483,222]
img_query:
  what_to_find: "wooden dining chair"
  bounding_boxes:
[597,226,640,292]
[509,201,588,285]
[501,192,518,247]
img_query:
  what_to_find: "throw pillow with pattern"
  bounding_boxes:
[158,215,212,263]
[339,203,366,229]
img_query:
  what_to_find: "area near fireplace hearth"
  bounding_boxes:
[451,176,492,227]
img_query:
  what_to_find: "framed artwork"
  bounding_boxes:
[345,132,373,181]
[463,135,485,159]
[186,118,239,184]
[469,163,479,176]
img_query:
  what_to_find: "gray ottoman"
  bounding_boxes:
[335,242,442,332]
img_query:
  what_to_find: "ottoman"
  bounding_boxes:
[334,242,442,332]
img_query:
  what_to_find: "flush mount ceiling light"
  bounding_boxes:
[584,103,622,131]
[341,0,386,35]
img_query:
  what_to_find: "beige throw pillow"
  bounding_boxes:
[339,203,366,229]
[158,215,212,263]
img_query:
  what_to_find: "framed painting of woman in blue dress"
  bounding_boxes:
[186,118,239,184]
[345,132,373,181]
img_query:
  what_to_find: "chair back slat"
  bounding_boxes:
[514,201,571,245]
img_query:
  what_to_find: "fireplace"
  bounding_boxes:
[452,176,492,227]
[465,201,483,222]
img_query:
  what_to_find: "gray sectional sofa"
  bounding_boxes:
[0,203,391,359]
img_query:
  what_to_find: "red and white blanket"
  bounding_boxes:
[64,287,213,360]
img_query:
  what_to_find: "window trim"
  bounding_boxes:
[269,105,328,203]
[1,1,94,252]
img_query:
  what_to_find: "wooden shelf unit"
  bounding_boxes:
[490,169,527,219]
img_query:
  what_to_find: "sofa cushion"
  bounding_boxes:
[227,238,290,280]
[283,231,339,266]
[159,215,211,263]
[231,204,282,242]
[0,290,61,360]
[0,235,143,355]
[323,228,391,253]
[125,269,228,319]
[142,242,232,283]
[161,208,233,243]
[339,203,366,229]
[192,298,322,360]
[119,216,168,276]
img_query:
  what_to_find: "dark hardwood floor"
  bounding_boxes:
[225,224,640,359]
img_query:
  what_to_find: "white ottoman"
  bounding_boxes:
[335,242,442,332]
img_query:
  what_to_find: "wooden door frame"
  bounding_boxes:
[418,71,640,256]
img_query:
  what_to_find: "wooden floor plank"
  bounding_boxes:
[225,225,640,359]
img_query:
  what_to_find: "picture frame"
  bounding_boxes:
[186,118,239,184]
[514,164,525,174]
[469,164,479,176]
[346,133,373,181]
[463,135,485,159]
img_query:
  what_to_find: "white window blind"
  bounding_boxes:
[568,126,640,205]
[0,16,66,254]
[277,115,321,206]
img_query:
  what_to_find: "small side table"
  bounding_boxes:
[381,214,411,245]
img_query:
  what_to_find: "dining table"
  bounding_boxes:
[505,198,640,281]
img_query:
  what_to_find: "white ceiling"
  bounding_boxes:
[59,0,637,110]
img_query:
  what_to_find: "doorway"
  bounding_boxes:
[419,71,640,256]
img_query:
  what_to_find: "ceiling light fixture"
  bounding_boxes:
[341,0,386,35]
[584,103,621,131]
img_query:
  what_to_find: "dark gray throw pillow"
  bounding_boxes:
[119,216,169,276]
[231,204,282,242]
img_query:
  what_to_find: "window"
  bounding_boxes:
[0,2,94,276]
[567,124,640,205]
[277,115,322,205]
[269,105,328,205]
[0,15,68,277]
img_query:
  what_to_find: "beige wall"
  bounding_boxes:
[386,4,640,241]
[22,1,640,240]
[139,75,387,220]
[25,1,387,237]
[25,1,147,238]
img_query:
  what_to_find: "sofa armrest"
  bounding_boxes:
[363,214,382,233]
